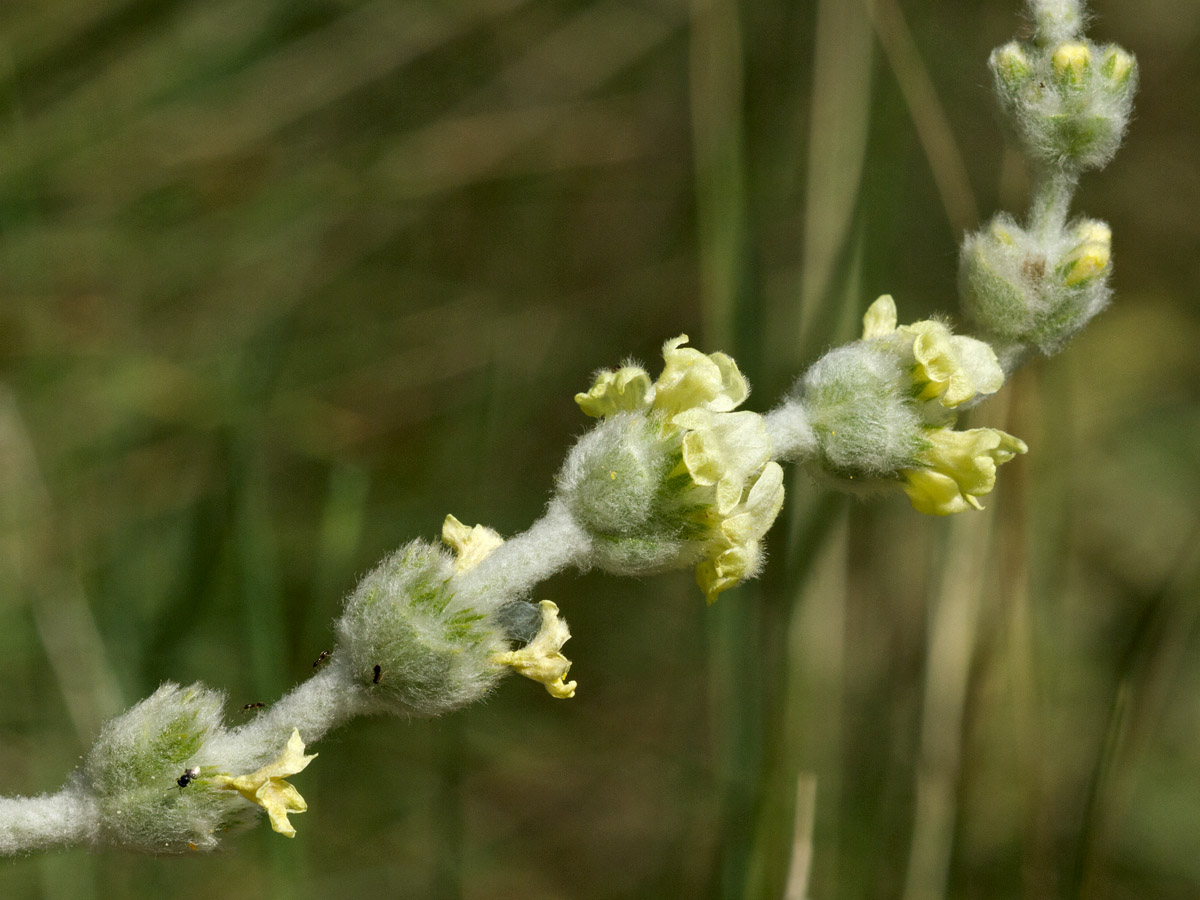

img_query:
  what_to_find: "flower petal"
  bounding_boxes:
[653,335,748,416]
[861,294,898,339]
[491,601,577,699]
[575,366,653,418]
[948,335,1004,399]
[442,514,505,573]
[211,729,317,838]
[677,410,772,515]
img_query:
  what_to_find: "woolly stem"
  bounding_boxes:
[207,662,369,769]
[1027,168,1078,242]
[765,401,818,464]
[449,499,592,614]
[1028,0,1085,44]
[0,784,98,857]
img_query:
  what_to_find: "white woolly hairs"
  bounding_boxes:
[83,683,250,853]
[334,541,510,717]
[960,213,1113,361]
[798,343,925,487]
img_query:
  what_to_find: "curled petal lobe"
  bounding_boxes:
[721,462,785,546]
[653,335,749,416]
[441,514,504,573]
[575,366,653,418]
[903,321,964,403]
[861,294,899,339]
[491,601,577,698]
[948,336,1005,399]
[902,469,978,515]
[675,409,772,515]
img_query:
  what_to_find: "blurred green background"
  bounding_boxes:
[1,0,1198,897]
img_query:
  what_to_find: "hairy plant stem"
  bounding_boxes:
[1027,168,1078,243]
[0,787,98,857]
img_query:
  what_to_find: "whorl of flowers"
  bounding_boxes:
[563,335,784,603]
[790,295,1027,516]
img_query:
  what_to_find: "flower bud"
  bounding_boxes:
[1100,44,1135,86]
[990,38,1136,173]
[959,214,1112,358]
[1051,42,1090,88]
[1061,220,1112,286]
[992,42,1033,94]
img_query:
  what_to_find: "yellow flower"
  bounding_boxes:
[652,335,749,417]
[441,514,504,573]
[861,293,899,339]
[1063,221,1111,286]
[575,366,653,418]
[673,408,772,515]
[901,428,1027,515]
[574,334,751,421]
[491,600,577,698]
[861,295,1004,407]
[211,729,317,838]
[696,462,785,603]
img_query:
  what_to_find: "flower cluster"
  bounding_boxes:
[79,683,322,850]
[0,0,1138,863]
[562,335,784,603]
[960,213,1113,363]
[991,34,1136,174]
[799,296,1026,515]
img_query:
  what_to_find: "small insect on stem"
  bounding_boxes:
[176,766,201,789]
[312,649,332,669]
[372,664,383,685]
[241,702,265,712]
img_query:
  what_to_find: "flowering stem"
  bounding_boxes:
[0,787,98,857]
[764,402,818,464]
[208,664,367,764]
[1026,168,1077,242]
[449,499,591,614]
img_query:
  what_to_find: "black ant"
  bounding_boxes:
[312,650,332,669]
[176,766,201,789]
[372,664,382,684]
[241,702,265,712]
